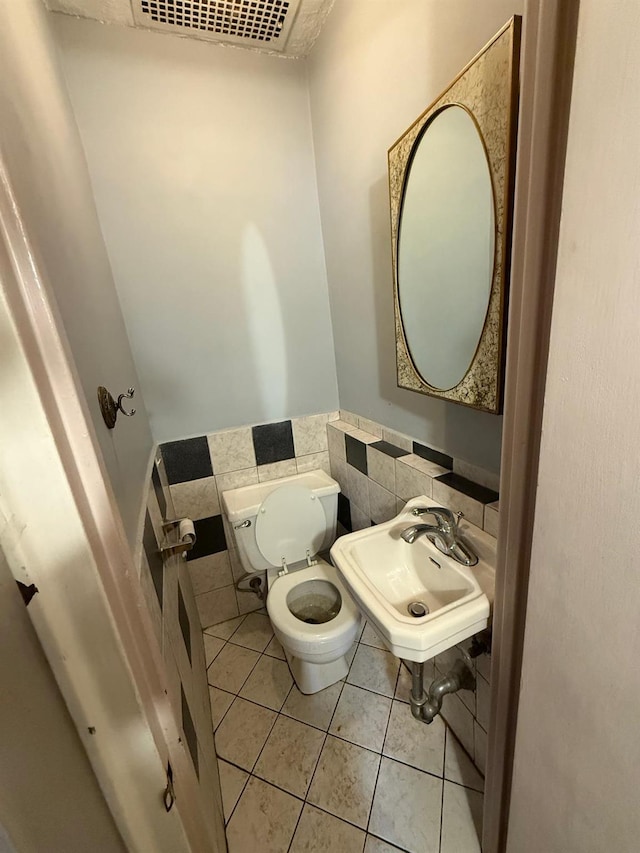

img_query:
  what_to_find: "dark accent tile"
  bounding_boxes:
[345,434,368,475]
[181,686,199,778]
[434,471,499,505]
[151,462,167,519]
[413,442,454,470]
[337,493,352,533]
[178,585,191,664]
[143,511,163,610]
[370,440,410,459]
[187,515,226,562]
[252,421,295,465]
[161,436,212,485]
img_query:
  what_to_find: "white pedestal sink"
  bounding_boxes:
[330,497,494,662]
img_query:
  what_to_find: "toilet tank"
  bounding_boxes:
[221,470,340,574]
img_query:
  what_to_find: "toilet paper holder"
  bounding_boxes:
[161,517,196,558]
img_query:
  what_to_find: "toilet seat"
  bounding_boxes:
[267,560,361,656]
[256,484,326,567]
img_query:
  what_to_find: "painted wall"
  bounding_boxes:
[52,15,339,444]
[508,2,640,849]
[0,0,152,543]
[307,0,522,474]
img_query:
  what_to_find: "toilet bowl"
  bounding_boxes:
[222,470,361,694]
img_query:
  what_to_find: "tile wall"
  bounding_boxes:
[145,408,496,779]
[158,412,339,629]
[327,410,497,777]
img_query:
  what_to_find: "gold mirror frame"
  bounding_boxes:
[388,17,521,414]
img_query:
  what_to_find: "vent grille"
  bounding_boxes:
[139,0,292,44]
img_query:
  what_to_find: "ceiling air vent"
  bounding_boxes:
[134,0,301,51]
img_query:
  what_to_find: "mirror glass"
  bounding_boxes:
[397,105,495,391]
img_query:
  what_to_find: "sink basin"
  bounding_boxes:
[330,497,492,662]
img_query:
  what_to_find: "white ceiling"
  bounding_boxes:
[45,0,336,58]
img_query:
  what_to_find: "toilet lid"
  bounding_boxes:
[255,484,326,567]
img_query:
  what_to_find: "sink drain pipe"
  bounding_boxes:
[410,659,476,724]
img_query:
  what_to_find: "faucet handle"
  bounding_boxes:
[411,506,432,516]
[412,506,456,530]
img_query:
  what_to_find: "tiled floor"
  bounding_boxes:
[205,611,484,853]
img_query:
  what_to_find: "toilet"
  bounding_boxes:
[222,470,361,694]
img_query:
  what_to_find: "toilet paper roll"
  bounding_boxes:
[178,518,196,547]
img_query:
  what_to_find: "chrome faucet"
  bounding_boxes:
[401,506,478,567]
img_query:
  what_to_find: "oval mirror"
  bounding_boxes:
[397,105,495,391]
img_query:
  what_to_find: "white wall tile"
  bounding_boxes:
[196,584,239,627]
[441,693,475,759]
[292,413,330,455]
[483,501,499,538]
[216,467,259,496]
[188,551,233,596]
[207,427,256,474]
[476,674,490,731]
[170,475,220,520]
[351,504,370,531]
[395,457,433,502]
[346,465,370,517]
[381,427,413,452]
[404,453,450,479]
[474,721,487,776]
[339,410,359,427]
[327,424,347,462]
[432,480,484,528]
[367,446,395,493]
[237,589,264,615]
[258,460,297,482]
[453,458,500,492]
[296,450,330,475]
[357,416,383,438]
[348,427,379,444]
[476,652,491,683]
[369,480,397,524]
[330,457,348,495]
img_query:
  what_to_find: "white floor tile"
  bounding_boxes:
[204,615,245,640]
[364,835,404,853]
[347,645,400,698]
[228,612,274,652]
[440,781,483,853]
[254,715,325,798]
[214,697,276,771]
[441,693,475,758]
[226,776,302,853]
[361,622,388,650]
[282,681,343,731]
[208,685,234,729]
[239,655,294,711]
[307,735,380,829]
[218,760,248,822]
[207,643,260,694]
[203,634,225,667]
[329,683,392,752]
[290,804,366,853]
[394,662,413,704]
[264,634,286,659]
[383,700,445,776]
[369,757,442,853]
